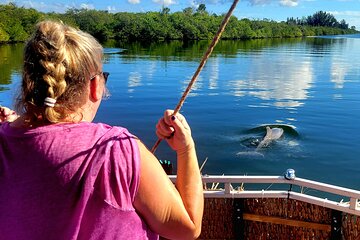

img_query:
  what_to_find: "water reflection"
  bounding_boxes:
[326,36,360,100]
[204,58,220,92]
[108,38,308,60]
[0,43,23,87]
[2,37,360,109]
[230,53,314,108]
[105,37,360,111]
[180,58,221,98]
[128,71,142,93]
[331,63,347,89]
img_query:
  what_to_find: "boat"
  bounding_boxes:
[169,170,360,239]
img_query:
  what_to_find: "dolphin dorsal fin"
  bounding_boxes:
[265,126,272,139]
[270,128,284,140]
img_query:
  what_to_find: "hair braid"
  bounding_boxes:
[16,20,103,124]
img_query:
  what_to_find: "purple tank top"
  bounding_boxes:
[0,122,158,240]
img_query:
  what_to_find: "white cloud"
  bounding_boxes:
[152,0,177,6]
[279,0,298,7]
[191,0,232,4]
[330,10,360,29]
[247,0,272,5]
[80,3,94,10]
[330,10,360,18]
[246,0,298,6]
[128,0,141,4]
[107,5,116,12]
[190,0,298,8]
[23,0,34,8]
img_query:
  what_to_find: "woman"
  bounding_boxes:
[0,21,203,240]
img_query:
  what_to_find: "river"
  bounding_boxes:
[1,35,360,192]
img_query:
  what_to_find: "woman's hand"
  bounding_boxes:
[156,110,194,154]
[0,106,18,123]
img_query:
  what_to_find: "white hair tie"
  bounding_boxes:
[44,97,56,107]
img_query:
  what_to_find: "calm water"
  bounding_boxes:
[1,35,360,191]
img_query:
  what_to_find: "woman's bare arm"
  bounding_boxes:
[134,111,204,239]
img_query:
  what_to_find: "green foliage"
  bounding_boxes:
[307,11,338,27]
[182,7,194,16]
[170,12,201,40]
[196,4,207,15]
[0,25,10,42]
[0,3,358,44]
[0,3,44,42]
[63,9,113,42]
[161,7,170,15]
[287,11,351,30]
[7,22,28,42]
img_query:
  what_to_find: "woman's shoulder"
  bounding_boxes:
[86,122,133,137]
[81,122,138,145]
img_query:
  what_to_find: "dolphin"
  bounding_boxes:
[256,126,284,150]
[236,126,284,157]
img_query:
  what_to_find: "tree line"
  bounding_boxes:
[286,11,355,30]
[0,3,358,43]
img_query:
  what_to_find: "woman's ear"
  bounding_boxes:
[89,75,103,102]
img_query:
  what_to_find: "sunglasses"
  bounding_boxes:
[90,72,110,83]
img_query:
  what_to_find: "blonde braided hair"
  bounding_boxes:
[16,20,103,124]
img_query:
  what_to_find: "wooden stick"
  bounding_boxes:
[199,157,209,172]
[151,0,240,154]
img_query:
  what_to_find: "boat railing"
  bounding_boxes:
[169,173,360,216]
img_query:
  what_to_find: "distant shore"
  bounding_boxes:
[0,3,358,44]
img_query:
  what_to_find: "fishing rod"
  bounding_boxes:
[151,0,240,154]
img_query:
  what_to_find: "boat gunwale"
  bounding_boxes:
[169,174,360,216]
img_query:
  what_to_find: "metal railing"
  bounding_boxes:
[169,173,360,216]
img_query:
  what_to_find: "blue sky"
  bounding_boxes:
[2,0,360,29]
